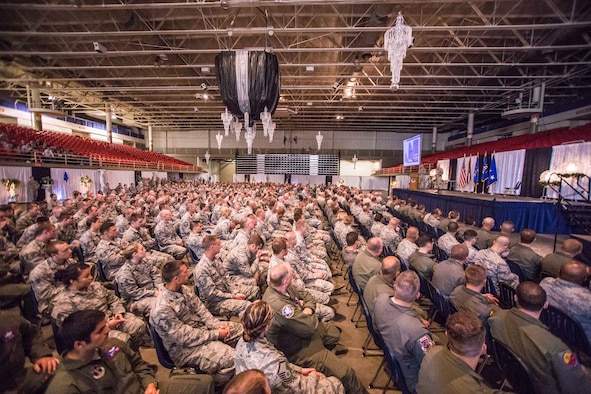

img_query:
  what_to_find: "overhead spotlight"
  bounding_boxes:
[307,102,313,106]
[154,53,168,67]
[193,107,199,112]
[336,115,344,120]
[358,106,363,112]
[200,82,208,90]
[227,28,233,37]
[201,66,210,73]
[220,0,229,10]
[203,93,209,100]
[267,25,274,36]
[306,66,314,72]
[333,82,340,90]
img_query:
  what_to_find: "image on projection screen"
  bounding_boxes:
[403,134,421,166]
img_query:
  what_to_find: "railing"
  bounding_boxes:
[555,173,591,202]
[0,148,201,172]
[373,163,438,176]
[553,173,591,235]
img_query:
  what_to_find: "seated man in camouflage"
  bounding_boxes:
[19,222,56,276]
[154,209,187,260]
[94,221,128,281]
[150,260,242,388]
[223,234,267,292]
[195,235,253,317]
[122,213,172,269]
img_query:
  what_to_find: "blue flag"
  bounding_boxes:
[488,155,498,186]
[473,156,479,184]
[63,172,69,182]
[482,156,489,183]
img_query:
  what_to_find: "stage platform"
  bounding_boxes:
[392,188,569,234]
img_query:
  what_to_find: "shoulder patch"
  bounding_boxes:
[562,351,578,367]
[277,360,293,383]
[104,345,121,361]
[91,364,106,379]
[418,335,434,352]
[282,305,295,318]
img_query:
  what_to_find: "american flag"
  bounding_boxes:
[458,157,468,188]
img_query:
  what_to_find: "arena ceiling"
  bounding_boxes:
[1,0,591,136]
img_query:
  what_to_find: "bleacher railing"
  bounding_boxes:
[0,148,200,172]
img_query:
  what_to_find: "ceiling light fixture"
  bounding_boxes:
[384,12,414,90]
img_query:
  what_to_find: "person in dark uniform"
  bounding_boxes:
[416,311,499,394]
[0,311,58,393]
[374,270,435,392]
[489,281,591,393]
[263,262,367,394]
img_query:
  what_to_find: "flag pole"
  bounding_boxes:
[481,151,487,194]
[473,152,479,194]
[489,151,496,195]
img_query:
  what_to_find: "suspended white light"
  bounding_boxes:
[204,150,211,165]
[267,122,276,143]
[233,121,242,142]
[216,132,223,151]
[245,126,256,154]
[316,131,323,150]
[260,107,272,137]
[352,153,358,169]
[384,12,414,90]
[221,108,233,136]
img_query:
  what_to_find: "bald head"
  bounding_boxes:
[559,261,591,286]
[481,217,495,230]
[561,239,583,257]
[381,256,401,279]
[406,227,419,241]
[491,235,510,254]
[366,237,384,256]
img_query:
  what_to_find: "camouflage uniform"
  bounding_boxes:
[79,229,101,264]
[0,235,19,268]
[150,286,242,386]
[122,226,157,250]
[473,249,519,294]
[437,233,459,256]
[371,221,387,238]
[294,233,331,278]
[154,221,187,260]
[16,223,37,248]
[55,222,77,245]
[179,212,198,239]
[194,254,253,316]
[95,239,128,281]
[396,239,418,267]
[51,281,150,350]
[235,337,345,394]
[540,277,591,344]
[185,232,205,262]
[19,239,48,276]
[284,250,334,296]
[223,244,262,294]
[213,218,232,240]
[380,227,402,251]
[29,257,76,314]
[15,213,35,232]
[114,215,130,235]
[115,260,162,315]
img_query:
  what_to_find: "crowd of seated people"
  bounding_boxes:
[1,181,590,393]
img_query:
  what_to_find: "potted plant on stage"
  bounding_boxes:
[41,176,54,201]
[41,176,54,186]
[1,178,21,202]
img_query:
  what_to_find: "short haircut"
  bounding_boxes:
[120,243,142,259]
[345,231,359,246]
[46,239,68,256]
[450,243,469,261]
[129,213,140,223]
[247,234,264,248]
[416,234,432,248]
[161,260,184,283]
[463,229,477,241]
[271,237,287,255]
[561,239,583,255]
[464,264,486,286]
[446,311,485,358]
[374,213,383,222]
[35,222,54,237]
[202,235,219,250]
[393,270,420,303]
[99,221,115,234]
[406,227,419,240]
[519,229,536,244]
[190,220,203,230]
[516,281,546,312]
[449,211,460,220]
[447,222,459,233]
[269,263,290,287]
[36,216,50,224]
[223,369,270,394]
[27,202,39,211]
[59,309,106,352]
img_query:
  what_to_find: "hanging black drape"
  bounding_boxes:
[449,158,457,190]
[215,51,280,126]
[521,147,552,198]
